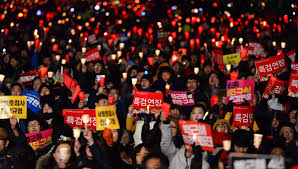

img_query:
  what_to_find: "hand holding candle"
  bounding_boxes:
[73,127,81,140]
[254,134,263,149]
[82,114,89,131]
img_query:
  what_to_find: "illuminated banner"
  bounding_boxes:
[0,96,27,119]
[63,109,97,130]
[133,91,163,110]
[96,106,120,130]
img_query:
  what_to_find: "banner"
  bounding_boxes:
[21,90,40,114]
[96,106,120,130]
[275,79,288,95]
[133,91,163,110]
[233,106,253,129]
[178,120,214,152]
[86,48,101,62]
[0,96,27,119]
[255,54,287,82]
[226,80,255,104]
[286,49,295,62]
[212,49,225,71]
[26,129,53,150]
[262,76,277,99]
[223,53,241,65]
[248,42,265,57]
[170,91,195,106]
[20,70,39,86]
[291,62,298,74]
[288,73,298,98]
[63,109,97,130]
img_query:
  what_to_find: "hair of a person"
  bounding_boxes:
[142,152,169,169]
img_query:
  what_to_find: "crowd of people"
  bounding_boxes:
[0,0,297,169]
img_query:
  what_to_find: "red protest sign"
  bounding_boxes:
[161,103,171,117]
[212,49,225,71]
[255,53,287,82]
[288,73,298,98]
[133,91,163,110]
[178,120,214,152]
[291,62,298,74]
[25,129,53,150]
[275,79,288,95]
[226,79,255,104]
[286,49,296,62]
[248,42,265,57]
[262,76,277,99]
[20,70,39,86]
[233,106,254,129]
[86,48,101,62]
[63,109,97,130]
[170,91,195,106]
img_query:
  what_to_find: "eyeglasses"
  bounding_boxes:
[28,123,40,128]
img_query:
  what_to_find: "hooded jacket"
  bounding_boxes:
[160,122,210,169]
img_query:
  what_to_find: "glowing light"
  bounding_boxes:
[36,10,42,16]
[70,8,75,12]
[95,5,100,10]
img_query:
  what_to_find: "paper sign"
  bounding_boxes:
[286,49,296,62]
[161,103,170,117]
[96,106,120,130]
[226,80,255,104]
[274,79,288,95]
[212,49,225,71]
[223,53,241,65]
[228,153,285,169]
[86,48,101,62]
[133,91,163,110]
[157,32,168,43]
[63,109,97,130]
[170,91,195,106]
[0,96,27,119]
[21,90,40,114]
[288,73,298,98]
[26,129,53,150]
[178,120,214,152]
[291,62,298,74]
[262,76,278,99]
[248,42,265,57]
[20,70,39,86]
[255,54,287,82]
[233,106,253,129]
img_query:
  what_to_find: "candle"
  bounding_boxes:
[281,42,286,49]
[165,84,170,96]
[223,140,231,151]
[81,58,86,65]
[122,72,127,79]
[82,47,86,53]
[239,38,243,44]
[73,127,81,140]
[132,78,137,86]
[56,55,61,62]
[254,134,263,149]
[194,67,199,75]
[111,54,116,60]
[272,41,276,47]
[0,74,5,83]
[61,59,66,65]
[155,49,160,56]
[139,52,143,59]
[203,111,209,120]
[146,105,150,114]
[226,64,231,72]
[117,51,122,58]
[82,114,89,131]
[193,135,196,144]
[119,43,125,50]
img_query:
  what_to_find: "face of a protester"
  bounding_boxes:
[145,158,161,169]
[27,120,41,133]
[112,129,118,142]
[93,63,103,74]
[136,146,150,165]
[11,85,22,96]
[108,89,119,101]
[43,103,53,113]
[216,123,229,133]
[96,99,108,107]
[203,65,212,75]
[186,79,198,92]
[172,62,181,74]
[10,58,18,68]
[190,107,204,122]
[161,72,171,83]
[234,145,248,153]
[33,79,41,92]
[141,78,151,89]
[281,127,294,143]
[289,110,297,125]
[0,140,9,152]
[130,69,138,78]
[271,147,285,157]
[209,73,219,87]
[171,121,178,136]
[53,144,72,169]
[40,86,50,96]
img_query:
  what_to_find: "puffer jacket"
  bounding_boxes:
[160,122,210,169]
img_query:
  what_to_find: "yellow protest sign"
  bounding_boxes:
[223,53,241,65]
[95,106,120,130]
[0,96,27,119]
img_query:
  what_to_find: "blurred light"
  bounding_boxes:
[199,8,203,12]
[36,10,42,16]
[105,12,109,16]
[193,8,198,14]
[68,39,72,43]
[70,8,75,12]
[293,12,296,16]
[141,11,146,16]
[144,70,148,75]
[227,3,232,7]
[95,5,100,10]
[171,6,176,10]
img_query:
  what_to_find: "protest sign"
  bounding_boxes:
[63,109,97,130]
[223,53,241,65]
[275,79,288,95]
[212,49,225,71]
[178,120,214,152]
[86,47,101,62]
[20,70,39,86]
[286,49,296,62]
[26,129,53,150]
[262,76,277,99]
[96,106,120,130]
[228,153,285,169]
[288,73,298,98]
[0,96,27,119]
[170,91,195,106]
[255,54,287,82]
[133,91,163,110]
[291,62,298,74]
[248,42,265,57]
[22,90,40,114]
[226,79,254,104]
[233,106,254,129]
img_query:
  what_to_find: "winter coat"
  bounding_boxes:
[35,153,78,169]
[160,122,210,169]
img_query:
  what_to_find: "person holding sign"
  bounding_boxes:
[159,111,210,169]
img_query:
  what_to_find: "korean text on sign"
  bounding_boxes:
[226,80,255,104]
[20,70,39,87]
[22,90,40,114]
[288,73,298,98]
[170,91,195,106]
[233,106,254,129]
[25,129,53,150]
[223,53,241,65]
[63,109,97,130]
[133,91,163,110]
[178,120,214,152]
[0,96,27,119]
[255,53,287,82]
[96,106,120,130]
[86,47,101,62]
